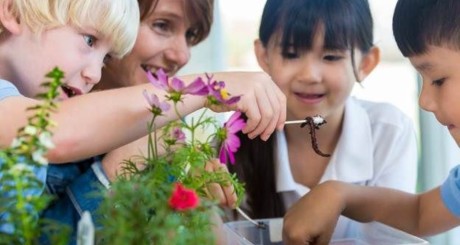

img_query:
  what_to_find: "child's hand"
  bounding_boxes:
[204,159,238,208]
[209,72,286,141]
[283,181,345,245]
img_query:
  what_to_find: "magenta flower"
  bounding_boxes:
[143,90,170,116]
[206,74,241,106]
[147,69,208,102]
[146,69,169,90]
[218,111,246,164]
[172,127,186,143]
[165,127,186,146]
[172,76,209,95]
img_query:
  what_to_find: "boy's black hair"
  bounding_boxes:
[228,0,375,219]
[393,0,460,57]
[259,0,374,56]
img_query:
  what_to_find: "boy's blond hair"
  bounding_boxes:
[1,0,139,58]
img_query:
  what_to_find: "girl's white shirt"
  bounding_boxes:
[275,96,418,239]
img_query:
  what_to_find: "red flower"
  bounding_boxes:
[168,183,200,211]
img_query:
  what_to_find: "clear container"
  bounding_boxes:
[224,218,429,245]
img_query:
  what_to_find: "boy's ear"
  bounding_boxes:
[254,39,270,73]
[0,0,21,35]
[357,46,380,81]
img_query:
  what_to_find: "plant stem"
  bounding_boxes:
[147,116,158,160]
[13,171,33,244]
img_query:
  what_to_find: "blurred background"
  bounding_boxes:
[179,1,460,244]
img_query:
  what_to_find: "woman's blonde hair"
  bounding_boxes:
[1,0,139,57]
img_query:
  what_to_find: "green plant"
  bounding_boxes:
[0,68,69,244]
[97,70,245,244]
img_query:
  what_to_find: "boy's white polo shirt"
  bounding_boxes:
[274,97,417,238]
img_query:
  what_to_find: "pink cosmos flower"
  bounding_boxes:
[168,183,200,211]
[143,90,170,116]
[206,74,241,105]
[164,127,186,146]
[172,127,186,143]
[218,111,246,164]
[147,69,208,102]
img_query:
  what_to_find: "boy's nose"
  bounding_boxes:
[418,83,436,112]
[82,59,103,86]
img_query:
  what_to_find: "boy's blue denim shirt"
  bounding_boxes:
[41,157,108,245]
[0,154,108,245]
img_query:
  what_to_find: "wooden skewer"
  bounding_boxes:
[236,207,267,229]
[284,119,307,125]
[285,116,325,126]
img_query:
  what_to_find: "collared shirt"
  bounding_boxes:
[0,79,20,100]
[275,97,418,238]
[441,165,460,217]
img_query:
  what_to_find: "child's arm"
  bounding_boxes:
[1,84,174,162]
[0,71,285,163]
[282,181,460,245]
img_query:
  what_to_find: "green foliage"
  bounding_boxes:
[0,69,246,244]
[97,84,245,244]
[0,68,70,244]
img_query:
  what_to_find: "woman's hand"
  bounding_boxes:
[209,72,286,141]
[204,159,238,208]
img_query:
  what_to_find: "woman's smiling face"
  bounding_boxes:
[98,0,203,90]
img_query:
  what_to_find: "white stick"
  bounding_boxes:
[236,208,265,228]
[284,120,307,125]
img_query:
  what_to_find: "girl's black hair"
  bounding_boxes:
[229,126,285,218]
[259,0,374,56]
[228,0,374,219]
[393,0,460,57]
